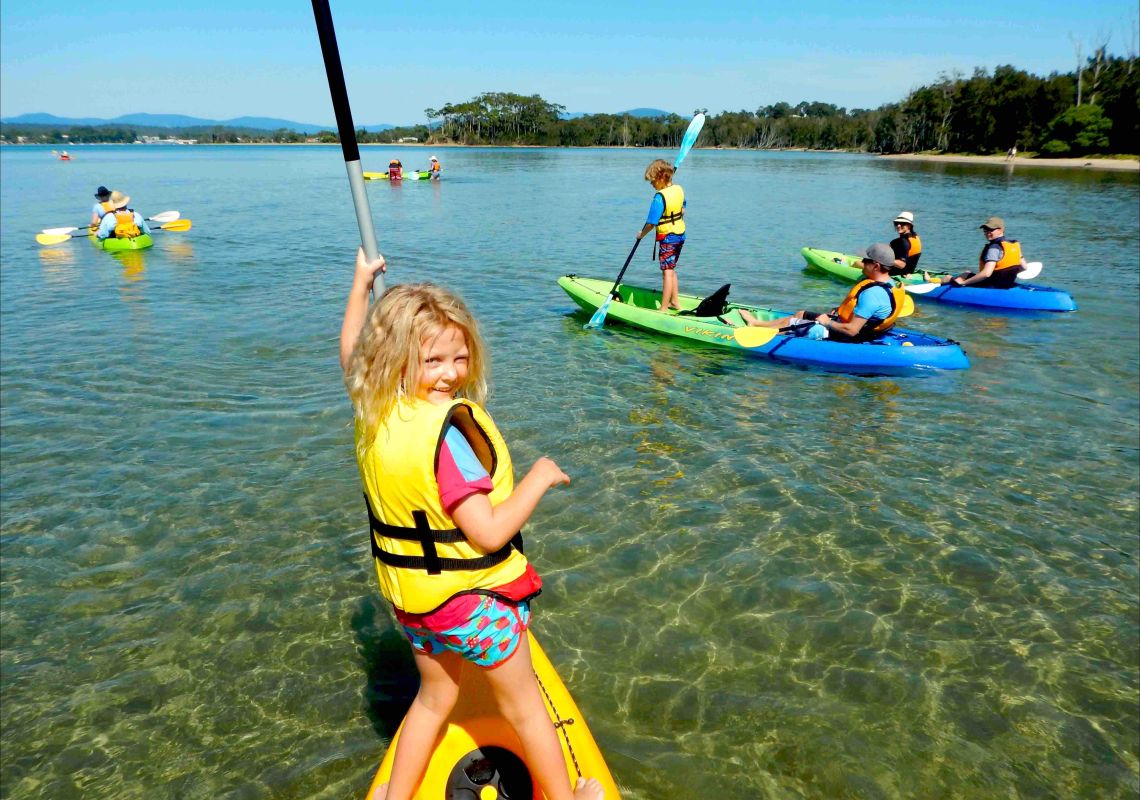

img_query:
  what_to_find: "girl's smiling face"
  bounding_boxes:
[414,324,469,404]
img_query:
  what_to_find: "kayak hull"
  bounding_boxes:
[801,247,1077,312]
[89,233,154,252]
[365,633,620,799]
[559,274,969,373]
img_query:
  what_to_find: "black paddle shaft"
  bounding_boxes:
[311,0,360,162]
[606,238,642,299]
[311,0,382,276]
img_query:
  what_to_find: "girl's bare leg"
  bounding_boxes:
[378,649,463,800]
[482,633,605,800]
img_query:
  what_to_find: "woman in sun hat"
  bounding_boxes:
[94,191,151,241]
[888,211,922,275]
[427,155,441,179]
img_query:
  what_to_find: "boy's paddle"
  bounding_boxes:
[311,0,383,296]
[585,112,706,330]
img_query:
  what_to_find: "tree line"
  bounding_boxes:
[4,53,1136,156]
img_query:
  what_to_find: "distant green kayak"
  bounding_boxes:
[89,233,154,252]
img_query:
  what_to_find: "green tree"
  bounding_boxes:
[1043,104,1112,155]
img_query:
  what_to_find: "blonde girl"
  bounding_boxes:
[340,249,604,800]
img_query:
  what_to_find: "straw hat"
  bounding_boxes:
[109,190,130,209]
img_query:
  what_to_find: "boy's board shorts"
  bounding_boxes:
[399,596,531,669]
[657,233,685,271]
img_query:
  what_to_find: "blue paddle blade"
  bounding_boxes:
[585,295,614,329]
[673,113,706,169]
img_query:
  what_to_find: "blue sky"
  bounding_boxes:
[2,1,1136,126]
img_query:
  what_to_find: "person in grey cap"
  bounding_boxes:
[90,186,114,227]
[739,243,903,342]
[929,216,1027,289]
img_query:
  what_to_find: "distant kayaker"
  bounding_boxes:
[635,158,687,312]
[929,216,1027,289]
[339,250,604,800]
[427,155,440,179]
[739,243,905,342]
[388,158,403,181]
[94,191,151,241]
[90,186,114,228]
[888,211,922,276]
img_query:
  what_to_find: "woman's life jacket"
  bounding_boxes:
[979,238,1022,272]
[835,279,905,334]
[355,398,531,615]
[654,184,686,239]
[113,209,141,239]
[893,232,922,272]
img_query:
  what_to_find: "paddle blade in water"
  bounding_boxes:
[148,210,180,223]
[157,219,192,231]
[42,226,79,236]
[36,232,73,245]
[1020,261,1043,280]
[905,282,941,294]
[732,325,780,348]
[585,295,614,329]
[899,292,916,317]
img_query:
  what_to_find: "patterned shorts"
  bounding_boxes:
[401,597,530,669]
[657,236,685,271]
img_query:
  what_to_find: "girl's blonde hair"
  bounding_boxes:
[345,283,487,442]
[644,159,674,185]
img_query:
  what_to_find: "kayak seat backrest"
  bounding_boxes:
[680,284,730,317]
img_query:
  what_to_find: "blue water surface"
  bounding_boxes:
[1,144,1138,799]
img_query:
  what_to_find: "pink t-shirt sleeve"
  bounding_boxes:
[437,424,494,514]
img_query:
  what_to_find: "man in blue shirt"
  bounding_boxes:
[739,243,898,341]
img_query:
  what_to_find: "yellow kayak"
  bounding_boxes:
[365,633,620,799]
[363,171,389,180]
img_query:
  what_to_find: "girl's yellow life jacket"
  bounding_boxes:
[836,279,905,333]
[654,183,685,238]
[355,398,530,615]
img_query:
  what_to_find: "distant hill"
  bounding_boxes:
[561,107,678,120]
[0,112,396,134]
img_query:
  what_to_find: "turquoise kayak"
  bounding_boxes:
[89,232,154,252]
[559,275,969,374]
[801,247,1077,313]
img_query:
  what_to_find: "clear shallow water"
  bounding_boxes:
[1,144,1138,799]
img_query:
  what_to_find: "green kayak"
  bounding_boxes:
[801,247,1077,313]
[559,274,970,373]
[89,232,154,252]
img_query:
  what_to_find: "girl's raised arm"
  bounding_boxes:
[340,248,386,374]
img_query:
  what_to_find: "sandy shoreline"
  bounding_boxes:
[880,153,1139,172]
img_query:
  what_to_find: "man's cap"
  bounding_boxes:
[94,186,111,198]
[862,243,895,268]
[980,216,1005,230]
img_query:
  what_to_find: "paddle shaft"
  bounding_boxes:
[605,238,642,299]
[311,0,383,295]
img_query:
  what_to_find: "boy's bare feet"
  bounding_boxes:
[737,308,759,326]
[574,776,605,799]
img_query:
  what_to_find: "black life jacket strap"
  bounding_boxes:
[364,494,526,573]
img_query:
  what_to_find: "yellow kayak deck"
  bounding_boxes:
[366,633,620,798]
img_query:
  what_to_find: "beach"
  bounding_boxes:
[881,152,1140,171]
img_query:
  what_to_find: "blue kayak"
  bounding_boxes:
[559,275,970,374]
[802,247,1077,313]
